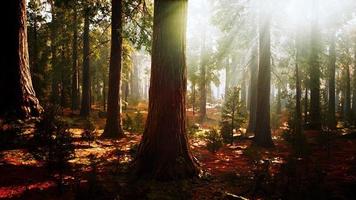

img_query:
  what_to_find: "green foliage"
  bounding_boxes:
[206,128,223,153]
[30,106,74,170]
[123,111,144,134]
[220,87,246,144]
[133,111,144,133]
[123,113,134,132]
[82,118,96,146]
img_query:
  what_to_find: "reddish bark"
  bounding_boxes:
[135,0,199,180]
[102,0,124,138]
[254,7,273,147]
[0,0,42,118]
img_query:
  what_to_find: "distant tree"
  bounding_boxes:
[0,0,42,118]
[71,1,80,111]
[254,5,273,147]
[135,0,199,179]
[247,45,258,134]
[80,2,91,117]
[309,2,321,130]
[327,32,337,129]
[352,42,356,125]
[199,30,207,122]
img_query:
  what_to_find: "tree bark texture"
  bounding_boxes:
[254,8,273,147]
[135,0,199,180]
[0,0,42,118]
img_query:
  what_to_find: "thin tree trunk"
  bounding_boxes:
[49,0,59,104]
[135,0,199,180]
[225,57,230,100]
[199,30,207,122]
[0,0,42,118]
[327,32,337,129]
[345,62,352,124]
[247,45,258,134]
[254,7,273,147]
[72,3,80,111]
[295,35,302,136]
[102,0,124,138]
[80,5,91,117]
[304,88,309,125]
[352,44,356,125]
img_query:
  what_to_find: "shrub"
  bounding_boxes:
[123,113,134,131]
[220,87,246,144]
[206,129,223,153]
[82,118,96,146]
[133,110,144,133]
[30,105,75,170]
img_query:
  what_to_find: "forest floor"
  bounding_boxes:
[0,107,356,199]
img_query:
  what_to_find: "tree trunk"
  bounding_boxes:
[71,3,80,111]
[247,45,258,134]
[309,3,321,130]
[135,0,199,180]
[254,8,273,147]
[102,0,124,138]
[80,6,91,117]
[352,44,356,125]
[225,57,230,100]
[295,35,302,136]
[327,32,337,129]
[276,87,282,115]
[304,88,309,125]
[199,29,207,122]
[344,62,352,124]
[0,0,42,118]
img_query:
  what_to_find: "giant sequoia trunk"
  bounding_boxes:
[327,33,336,129]
[246,45,258,134]
[102,0,124,138]
[0,0,42,118]
[80,6,91,117]
[135,0,199,180]
[71,3,80,111]
[254,8,273,147]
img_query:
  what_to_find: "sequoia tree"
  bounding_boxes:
[80,3,91,117]
[0,0,42,118]
[102,0,124,138]
[135,0,199,179]
[246,45,258,134]
[254,6,274,147]
[327,32,337,129]
[71,2,80,111]
[309,2,321,130]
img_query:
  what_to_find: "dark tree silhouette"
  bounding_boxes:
[102,0,124,138]
[309,3,321,130]
[327,32,337,129]
[80,4,91,117]
[135,0,199,180]
[71,2,80,111]
[0,0,42,118]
